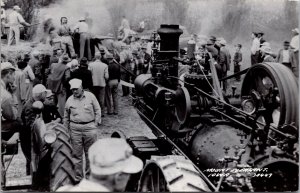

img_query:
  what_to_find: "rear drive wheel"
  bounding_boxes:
[32,123,76,191]
[138,155,210,192]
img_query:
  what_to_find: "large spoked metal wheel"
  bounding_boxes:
[138,155,210,192]
[241,63,298,128]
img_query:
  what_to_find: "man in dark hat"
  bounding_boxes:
[210,36,217,44]
[47,54,71,116]
[105,54,120,115]
[99,47,108,64]
[206,39,219,61]
[71,57,93,91]
[250,32,260,65]
[276,41,296,70]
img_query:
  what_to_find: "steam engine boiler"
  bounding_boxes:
[130,24,299,192]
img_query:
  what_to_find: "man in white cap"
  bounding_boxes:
[57,138,143,192]
[73,17,91,60]
[63,78,101,183]
[7,5,30,46]
[21,84,47,175]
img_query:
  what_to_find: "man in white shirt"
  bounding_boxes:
[88,52,109,116]
[276,41,296,71]
[250,32,260,65]
[73,17,91,60]
[7,5,30,45]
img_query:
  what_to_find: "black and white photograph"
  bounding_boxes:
[0,0,299,192]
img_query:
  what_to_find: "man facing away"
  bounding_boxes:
[47,54,71,116]
[63,78,101,184]
[106,53,121,115]
[89,52,109,116]
[73,17,92,60]
[7,5,30,45]
[57,138,143,192]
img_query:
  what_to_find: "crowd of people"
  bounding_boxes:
[250,28,299,77]
[1,4,154,190]
[1,3,299,191]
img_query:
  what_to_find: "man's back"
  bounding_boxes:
[47,62,68,93]
[89,60,108,87]
[8,10,24,26]
[71,68,93,90]
[221,47,231,71]
[108,61,120,81]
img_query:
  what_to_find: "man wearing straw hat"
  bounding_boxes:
[260,45,275,62]
[57,138,143,191]
[7,5,30,46]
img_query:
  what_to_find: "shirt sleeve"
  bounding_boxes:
[23,103,36,129]
[63,99,70,129]
[90,93,101,123]
[17,13,25,24]
[104,66,109,80]
[251,39,260,55]
[1,98,17,120]
[120,52,126,64]
[27,66,35,81]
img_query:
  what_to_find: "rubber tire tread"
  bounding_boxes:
[48,124,76,191]
[138,155,210,192]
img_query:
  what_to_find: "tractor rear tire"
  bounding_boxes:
[48,123,76,191]
[32,123,76,191]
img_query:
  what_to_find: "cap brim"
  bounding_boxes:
[70,86,80,90]
[90,155,143,176]
[1,67,16,71]
[122,155,143,174]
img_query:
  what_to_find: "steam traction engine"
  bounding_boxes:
[125,24,299,192]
